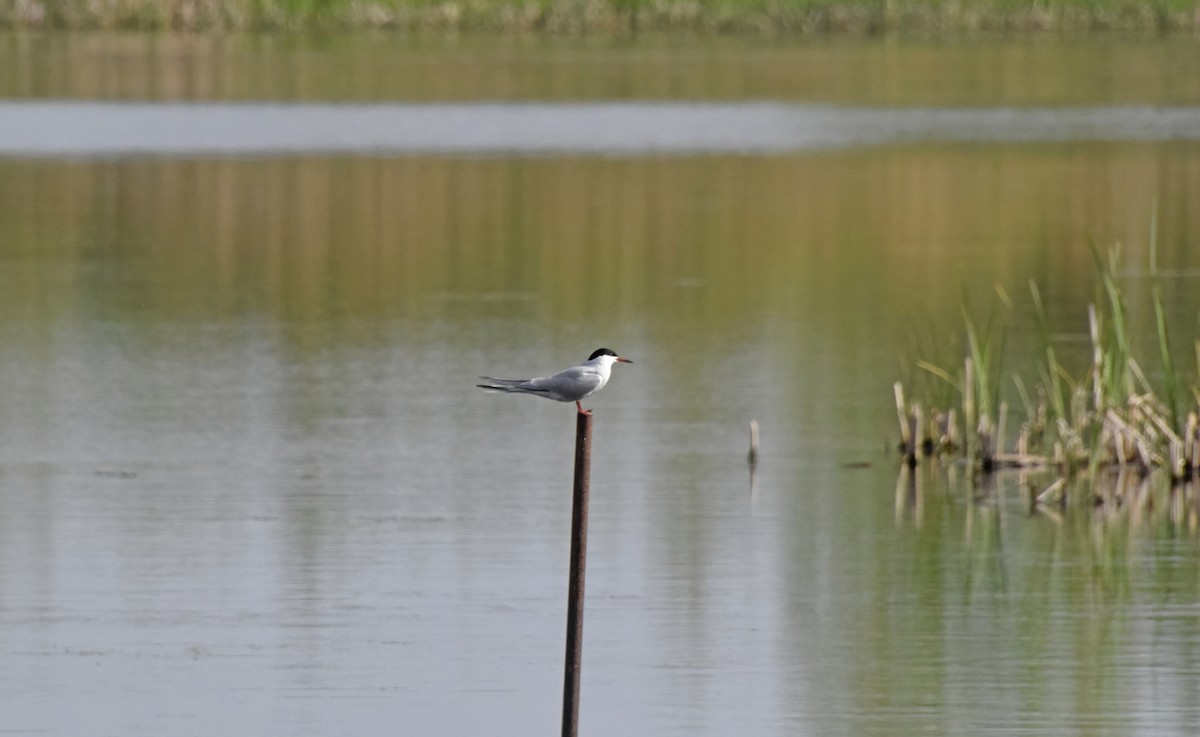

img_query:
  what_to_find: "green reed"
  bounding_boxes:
[895,242,1199,490]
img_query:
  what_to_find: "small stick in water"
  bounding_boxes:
[748,420,760,465]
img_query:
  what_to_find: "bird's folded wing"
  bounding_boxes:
[542,369,602,397]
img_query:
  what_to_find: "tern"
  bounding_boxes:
[477,348,633,415]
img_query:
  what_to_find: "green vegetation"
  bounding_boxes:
[895,239,1200,494]
[2,0,1199,32]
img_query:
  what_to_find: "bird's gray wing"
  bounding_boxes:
[539,366,603,401]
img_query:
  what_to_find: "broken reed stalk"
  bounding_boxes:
[895,382,917,466]
[913,404,925,459]
[997,402,1008,460]
[895,382,912,452]
[964,357,977,467]
[1187,412,1200,479]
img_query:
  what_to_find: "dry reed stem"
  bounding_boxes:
[894,382,911,450]
[1035,478,1066,505]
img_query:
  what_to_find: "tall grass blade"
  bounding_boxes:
[1149,204,1181,433]
[1091,242,1132,402]
[1029,280,1066,423]
[963,304,991,423]
[916,360,955,386]
[1012,374,1034,420]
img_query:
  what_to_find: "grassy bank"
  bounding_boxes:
[2,0,1199,33]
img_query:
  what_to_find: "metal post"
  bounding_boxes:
[562,411,592,737]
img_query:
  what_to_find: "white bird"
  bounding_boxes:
[477,348,633,415]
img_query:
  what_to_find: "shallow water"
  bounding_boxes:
[2,31,1200,737]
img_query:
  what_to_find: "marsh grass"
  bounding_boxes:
[3,0,1200,31]
[896,241,1200,503]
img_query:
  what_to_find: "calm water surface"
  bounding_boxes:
[2,31,1200,737]
[4,102,1200,155]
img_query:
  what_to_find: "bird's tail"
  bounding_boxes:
[477,376,528,392]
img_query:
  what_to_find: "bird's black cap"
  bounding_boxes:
[589,348,619,360]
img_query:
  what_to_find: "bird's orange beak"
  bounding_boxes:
[617,357,633,364]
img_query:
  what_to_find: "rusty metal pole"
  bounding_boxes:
[562,411,592,737]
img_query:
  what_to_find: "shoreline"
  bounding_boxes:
[3,0,1199,34]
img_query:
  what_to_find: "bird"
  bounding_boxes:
[477,348,633,416]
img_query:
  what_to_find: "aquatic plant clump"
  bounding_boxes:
[895,246,1200,490]
[3,0,1200,31]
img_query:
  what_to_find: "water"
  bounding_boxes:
[4,102,1200,156]
[2,32,1200,737]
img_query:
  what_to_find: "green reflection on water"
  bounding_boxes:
[808,464,1200,735]
[3,146,1198,334]
[3,32,1200,106]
